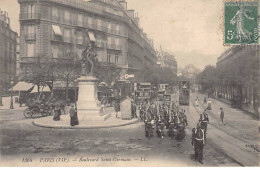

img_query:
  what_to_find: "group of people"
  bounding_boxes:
[139,98,188,140]
[196,96,212,110]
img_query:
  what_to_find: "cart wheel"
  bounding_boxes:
[31,108,40,118]
[23,108,32,118]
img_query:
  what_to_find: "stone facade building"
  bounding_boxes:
[0,9,18,93]
[17,0,157,77]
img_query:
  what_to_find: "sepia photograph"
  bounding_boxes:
[0,0,259,167]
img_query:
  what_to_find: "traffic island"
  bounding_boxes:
[32,113,139,129]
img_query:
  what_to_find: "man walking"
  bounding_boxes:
[219,108,225,125]
[69,104,76,126]
[10,98,14,109]
[193,123,205,164]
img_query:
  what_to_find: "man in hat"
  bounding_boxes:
[194,123,205,164]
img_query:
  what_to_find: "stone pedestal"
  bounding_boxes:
[77,76,110,121]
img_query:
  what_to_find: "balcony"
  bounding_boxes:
[107,44,121,51]
[96,42,105,48]
[63,37,73,43]
[20,13,41,20]
[96,25,107,32]
[20,57,38,63]
[25,33,36,41]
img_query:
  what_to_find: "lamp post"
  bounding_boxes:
[74,79,77,107]
[10,77,14,109]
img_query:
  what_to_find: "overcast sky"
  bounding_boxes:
[0,0,229,70]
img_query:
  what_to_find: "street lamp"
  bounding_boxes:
[10,77,14,109]
[74,79,78,107]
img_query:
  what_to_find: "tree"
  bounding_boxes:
[19,54,56,99]
[56,51,80,103]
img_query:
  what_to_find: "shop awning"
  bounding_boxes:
[88,32,96,42]
[9,82,34,91]
[30,86,51,93]
[52,25,62,36]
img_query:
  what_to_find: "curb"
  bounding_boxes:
[32,119,140,129]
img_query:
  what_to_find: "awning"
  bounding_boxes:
[52,25,62,36]
[30,86,51,93]
[88,32,96,42]
[9,82,34,91]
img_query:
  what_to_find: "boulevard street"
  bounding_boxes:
[0,92,258,166]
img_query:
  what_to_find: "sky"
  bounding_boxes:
[0,0,229,70]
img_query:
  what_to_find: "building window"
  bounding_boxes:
[97,18,102,30]
[115,24,120,35]
[107,52,111,63]
[63,28,71,42]
[52,45,59,58]
[77,31,83,44]
[52,25,63,41]
[115,53,119,64]
[107,21,112,33]
[88,16,93,28]
[27,4,35,18]
[27,43,35,57]
[27,25,35,34]
[52,7,59,21]
[64,11,70,24]
[78,14,83,26]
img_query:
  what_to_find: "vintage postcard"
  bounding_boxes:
[0,0,259,167]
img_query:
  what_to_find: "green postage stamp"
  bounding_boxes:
[224,1,259,44]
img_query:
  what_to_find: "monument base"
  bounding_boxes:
[77,75,110,121]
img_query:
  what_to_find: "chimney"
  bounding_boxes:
[127,10,134,19]
[119,0,127,10]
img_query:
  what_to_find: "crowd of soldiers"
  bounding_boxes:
[139,99,188,140]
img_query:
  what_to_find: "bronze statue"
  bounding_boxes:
[81,43,97,76]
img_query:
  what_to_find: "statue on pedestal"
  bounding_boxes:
[81,43,97,76]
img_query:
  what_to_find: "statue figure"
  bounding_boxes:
[230,6,254,41]
[81,43,97,76]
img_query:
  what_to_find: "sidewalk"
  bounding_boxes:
[0,96,26,111]
[200,92,258,118]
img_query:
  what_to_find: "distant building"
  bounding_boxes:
[17,0,157,78]
[179,64,200,79]
[0,9,18,93]
[157,50,177,76]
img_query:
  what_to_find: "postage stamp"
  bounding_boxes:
[224,1,259,44]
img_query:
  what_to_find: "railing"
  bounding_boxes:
[50,0,103,15]
[25,33,36,41]
[20,13,41,20]
[107,44,121,50]
[63,37,72,43]
[20,57,38,63]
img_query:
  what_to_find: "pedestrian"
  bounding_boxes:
[207,99,212,110]
[69,104,76,126]
[195,97,199,107]
[10,98,14,109]
[194,123,205,164]
[74,104,79,125]
[204,96,207,104]
[53,102,61,121]
[201,111,209,143]
[219,107,225,125]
